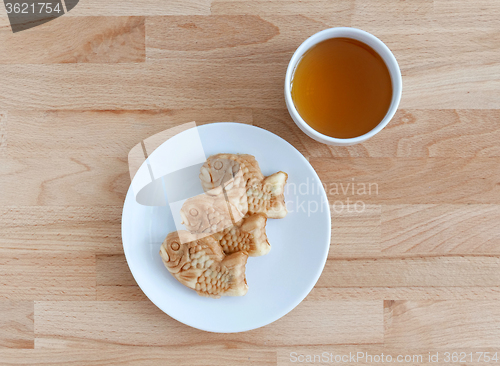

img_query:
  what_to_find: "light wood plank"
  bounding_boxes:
[352,0,500,32]
[211,0,353,21]
[212,0,500,30]
[146,15,321,61]
[96,286,147,301]
[432,0,500,29]
[0,348,275,365]
[317,257,500,287]
[0,63,283,110]
[0,206,122,254]
[307,287,500,301]
[68,0,211,16]
[0,301,33,349]
[0,157,128,206]
[147,15,280,54]
[0,111,6,155]
[253,109,500,158]
[0,250,95,300]
[329,204,500,259]
[34,296,383,346]
[330,204,380,258]
[0,17,145,64]
[97,255,136,286]
[311,157,500,204]
[382,204,500,255]
[96,255,146,300]
[2,109,252,158]
[385,300,500,348]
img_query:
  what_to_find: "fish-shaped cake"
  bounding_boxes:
[199,154,288,219]
[160,231,248,298]
[180,186,247,236]
[180,192,270,256]
[212,213,270,256]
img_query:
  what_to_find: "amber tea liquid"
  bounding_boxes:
[291,38,393,139]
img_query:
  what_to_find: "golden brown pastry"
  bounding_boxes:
[180,190,233,235]
[212,213,270,257]
[180,186,248,236]
[160,231,248,298]
[199,154,288,219]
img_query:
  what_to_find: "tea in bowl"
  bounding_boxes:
[285,27,402,146]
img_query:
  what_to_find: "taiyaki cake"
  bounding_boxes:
[181,192,270,256]
[160,153,289,298]
[199,154,288,219]
[180,186,247,236]
[160,231,248,298]
[211,213,270,256]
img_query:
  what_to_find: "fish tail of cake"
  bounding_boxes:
[240,213,271,256]
[220,252,248,297]
[262,171,288,219]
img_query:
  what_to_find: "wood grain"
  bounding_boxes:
[381,204,500,255]
[67,0,211,16]
[34,297,383,347]
[0,0,499,363]
[0,348,275,366]
[2,109,251,158]
[317,257,500,287]
[96,254,146,300]
[0,301,33,349]
[329,204,500,259]
[0,63,284,110]
[330,204,381,258]
[312,157,500,204]
[0,157,129,206]
[0,206,122,254]
[212,0,500,30]
[0,249,95,300]
[146,15,319,62]
[0,17,145,64]
[146,15,280,58]
[385,300,500,348]
[297,287,500,301]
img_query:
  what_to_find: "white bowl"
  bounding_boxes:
[285,27,402,146]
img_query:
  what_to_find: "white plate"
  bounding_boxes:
[122,123,331,333]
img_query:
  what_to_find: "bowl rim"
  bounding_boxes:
[284,27,403,145]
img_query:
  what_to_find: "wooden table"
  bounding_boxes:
[1,0,499,364]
